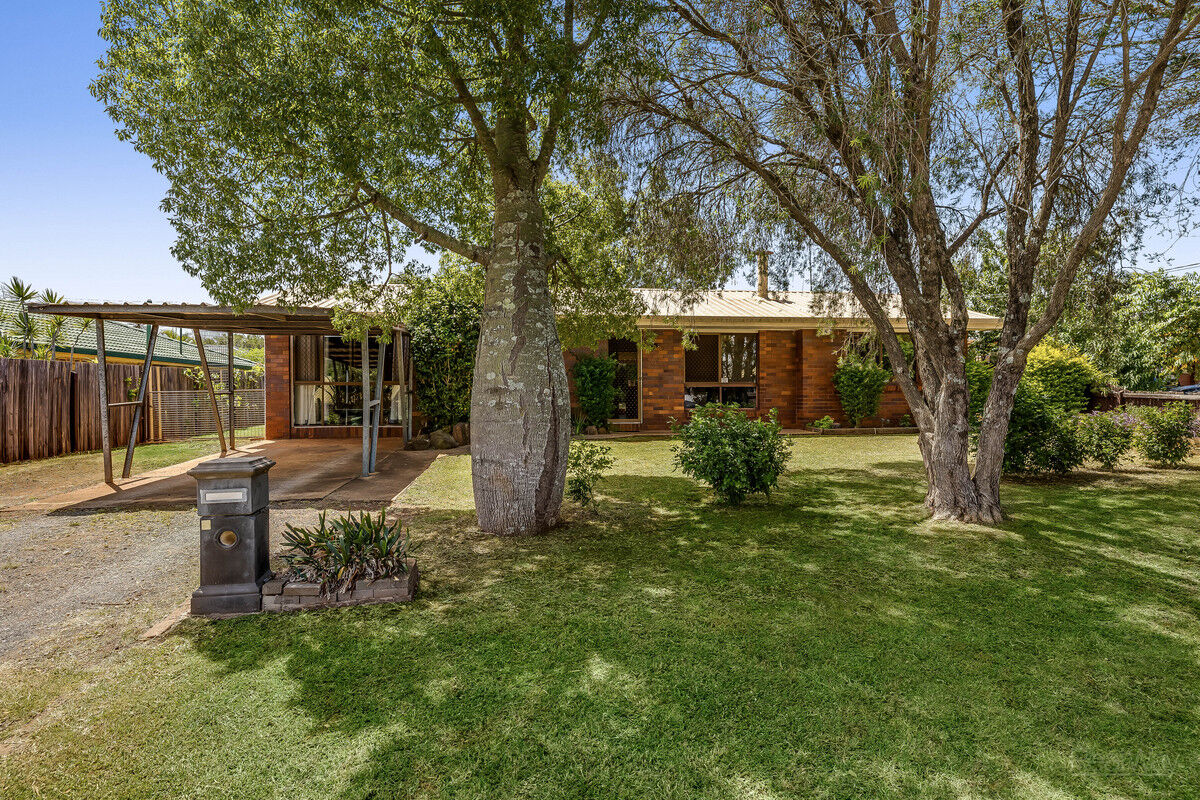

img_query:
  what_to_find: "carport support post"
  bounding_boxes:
[95,316,112,484]
[227,331,235,452]
[361,336,370,477]
[121,324,159,479]
[370,337,387,473]
[193,328,228,456]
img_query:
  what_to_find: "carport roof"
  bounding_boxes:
[27,301,404,336]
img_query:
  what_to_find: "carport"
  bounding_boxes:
[28,301,410,484]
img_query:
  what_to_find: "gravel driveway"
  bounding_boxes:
[0,506,326,665]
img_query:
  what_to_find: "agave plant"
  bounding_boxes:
[281,510,411,597]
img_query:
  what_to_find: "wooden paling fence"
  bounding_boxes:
[0,357,260,464]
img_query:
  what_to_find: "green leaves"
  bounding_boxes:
[572,354,619,427]
[671,404,791,505]
[833,355,891,427]
[281,510,412,597]
[565,438,615,508]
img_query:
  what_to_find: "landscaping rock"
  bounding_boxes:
[405,436,430,451]
[429,429,458,449]
[584,425,598,435]
[452,422,470,446]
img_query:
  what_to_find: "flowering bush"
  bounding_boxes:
[1077,410,1136,470]
[1131,403,1200,467]
[672,404,792,504]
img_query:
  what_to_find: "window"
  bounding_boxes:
[292,335,405,426]
[608,338,641,420]
[684,333,758,409]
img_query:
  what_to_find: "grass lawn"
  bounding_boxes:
[0,429,263,509]
[3,437,1200,799]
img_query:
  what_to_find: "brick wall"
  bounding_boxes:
[640,328,686,429]
[757,330,800,427]
[797,330,845,425]
[264,335,290,439]
[795,329,913,427]
[266,327,916,437]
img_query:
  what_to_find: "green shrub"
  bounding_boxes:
[833,355,891,427]
[672,404,791,504]
[396,261,483,430]
[566,439,615,508]
[1024,341,1108,413]
[1131,403,1199,467]
[966,361,1085,475]
[573,355,618,427]
[281,511,411,597]
[1003,386,1086,475]
[1076,410,1135,470]
[966,359,994,421]
[811,415,836,430]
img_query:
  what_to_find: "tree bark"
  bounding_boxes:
[470,176,571,535]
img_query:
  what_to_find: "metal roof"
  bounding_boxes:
[25,299,402,336]
[2,299,255,369]
[635,289,1004,331]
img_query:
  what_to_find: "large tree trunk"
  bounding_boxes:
[470,180,571,535]
[915,359,1005,524]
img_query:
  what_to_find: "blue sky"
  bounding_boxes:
[1,3,1194,305]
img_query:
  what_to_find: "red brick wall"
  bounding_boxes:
[266,327,916,436]
[795,329,913,427]
[757,330,799,427]
[797,330,845,425]
[641,328,686,429]
[265,335,291,439]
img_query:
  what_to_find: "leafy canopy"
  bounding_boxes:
[93,0,651,322]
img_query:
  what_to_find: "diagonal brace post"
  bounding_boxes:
[122,324,159,478]
[193,328,228,456]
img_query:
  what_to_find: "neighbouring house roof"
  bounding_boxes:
[6,299,256,369]
[634,289,1004,331]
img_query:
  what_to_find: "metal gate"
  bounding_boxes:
[148,389,266,443]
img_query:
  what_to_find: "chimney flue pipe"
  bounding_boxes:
[755,250,773,298]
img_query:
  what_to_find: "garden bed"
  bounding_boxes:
[261,559,419,612]
[804,425,917,435]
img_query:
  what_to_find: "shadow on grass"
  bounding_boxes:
[175,460,1200,798]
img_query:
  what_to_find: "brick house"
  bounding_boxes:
[257,284,999,440]
[564,288,1003,432]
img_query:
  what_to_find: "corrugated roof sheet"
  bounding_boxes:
[1,299,256,368]
[635,289,1002,329]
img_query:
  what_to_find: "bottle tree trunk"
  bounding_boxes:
[470,178,571,535]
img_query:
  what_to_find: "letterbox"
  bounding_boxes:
[187,456,276,616]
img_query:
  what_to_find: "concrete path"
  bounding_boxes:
[2,439,455,514]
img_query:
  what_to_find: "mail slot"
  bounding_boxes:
[187,456,275,616]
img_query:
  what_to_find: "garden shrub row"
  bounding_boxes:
[968,359,1198,474]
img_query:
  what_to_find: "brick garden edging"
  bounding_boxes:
[261,559,419,612]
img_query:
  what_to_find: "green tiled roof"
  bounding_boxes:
[0,299,256,369]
